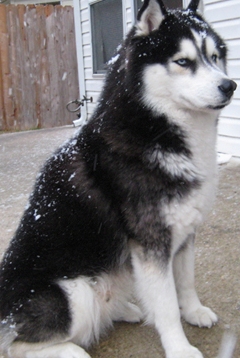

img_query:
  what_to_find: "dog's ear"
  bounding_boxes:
[187,0,200,12]
[135,0,166,36]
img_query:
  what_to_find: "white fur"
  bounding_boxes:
[205,36,217,58]
[59,270,142,348]
[146,106,218,254]
[146,149,201,181]
[143,62,229,114]
[173,112,217,249]
[130,243,204,358]
[8,342,91,358]
[162,129,217,253]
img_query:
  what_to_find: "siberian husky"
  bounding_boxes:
[0,0,237,357]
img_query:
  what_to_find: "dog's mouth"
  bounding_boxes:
[208,104,227,110]
[208,98,233,110]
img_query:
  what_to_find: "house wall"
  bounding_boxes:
[204,0,240,157]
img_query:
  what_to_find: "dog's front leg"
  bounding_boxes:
[173,233,218,328]
[131,244,203,358]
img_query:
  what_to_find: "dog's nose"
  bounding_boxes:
[218,79,237,99]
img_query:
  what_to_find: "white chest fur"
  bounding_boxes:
[157,112,218,254]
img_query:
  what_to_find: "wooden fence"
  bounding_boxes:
[0,5,79,131]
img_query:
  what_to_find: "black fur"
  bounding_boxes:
[0,0,227,346]
[187,0,200,12]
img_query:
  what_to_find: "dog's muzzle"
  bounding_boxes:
[218,79,237,100]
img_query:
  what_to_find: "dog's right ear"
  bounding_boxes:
[135,0,166,36]
[187,0,200,12]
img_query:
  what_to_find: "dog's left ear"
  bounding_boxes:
[187,0,200,12]
[135,0,166,36]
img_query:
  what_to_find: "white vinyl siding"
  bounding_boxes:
[204,0,240,157]
[126,0,135,31]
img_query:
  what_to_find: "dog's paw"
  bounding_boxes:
[167,345,203,358]
[182,305,218,328]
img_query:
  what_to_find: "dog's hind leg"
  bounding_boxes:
[2,279,100,358]
[3,270,142,358]
[173,233,218,328]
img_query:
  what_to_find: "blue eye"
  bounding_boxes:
[174,58,191,67]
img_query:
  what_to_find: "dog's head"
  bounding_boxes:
[119,0,237,115]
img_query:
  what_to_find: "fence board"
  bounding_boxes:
[0,5,10,130]
[0,5,79,131]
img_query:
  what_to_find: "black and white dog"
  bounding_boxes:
[0,0,237,357]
